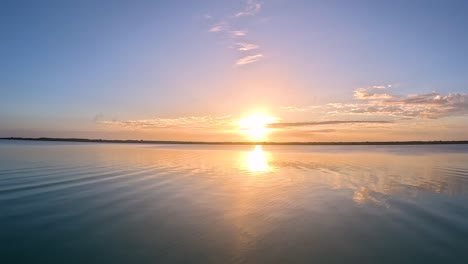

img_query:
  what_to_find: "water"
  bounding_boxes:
[1,140,468,263]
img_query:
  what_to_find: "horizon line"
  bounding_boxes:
[2,137,468,146]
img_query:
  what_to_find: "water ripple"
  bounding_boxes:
[1,142,468,263]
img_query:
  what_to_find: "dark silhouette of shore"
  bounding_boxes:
[1,137,468,145]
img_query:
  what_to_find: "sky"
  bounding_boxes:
[1,0,467,142]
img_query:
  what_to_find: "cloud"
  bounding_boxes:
[97,85,468,139]
[371,85,391,89]
[99,115,234,129]
[280,84,468,120]
[268,120,393,128]
[237,42,259,51]
[307,129,337,133]
[230,30,247,37]
[209,23,225,32]
[234,0,262,17]
[204,0,264,65]
[236,54,263,65]
[354,85,394,100]
[391,92,442,104]
[347,92,468,119]
[280,106,308,112]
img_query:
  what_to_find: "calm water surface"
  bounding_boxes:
[1,140,468,263]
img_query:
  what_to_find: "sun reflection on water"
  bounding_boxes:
[245,145,271,172]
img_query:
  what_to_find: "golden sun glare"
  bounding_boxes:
[245,145,270,172]
[239,114,279,141]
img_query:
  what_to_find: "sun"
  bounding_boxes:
[239,114,279,141]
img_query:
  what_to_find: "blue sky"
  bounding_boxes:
[1,0,467,141]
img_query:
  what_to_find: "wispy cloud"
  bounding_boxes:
[99,115,234,129]
[308,129,337,133]
[209,23,225,32]
[353,85,394,100]
[268,120,393,128]
[97,85,468,141]
[229,30,248,37]
[237,42,259,51]
[234,0,262,17]
[280,106,308,112]
[205,0,264,66]
[236,54,263,65]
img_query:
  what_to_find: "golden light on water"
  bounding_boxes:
[245,145,271,172]
[239,114,279,141]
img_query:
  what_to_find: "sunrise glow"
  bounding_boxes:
[2,1,468,262]
[1,1,467,142]
[239,114,279,141]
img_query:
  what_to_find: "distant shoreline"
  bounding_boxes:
[2,137,468,146]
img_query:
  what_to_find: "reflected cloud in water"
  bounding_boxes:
[134,144,468,201]
[2,142,468,262]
